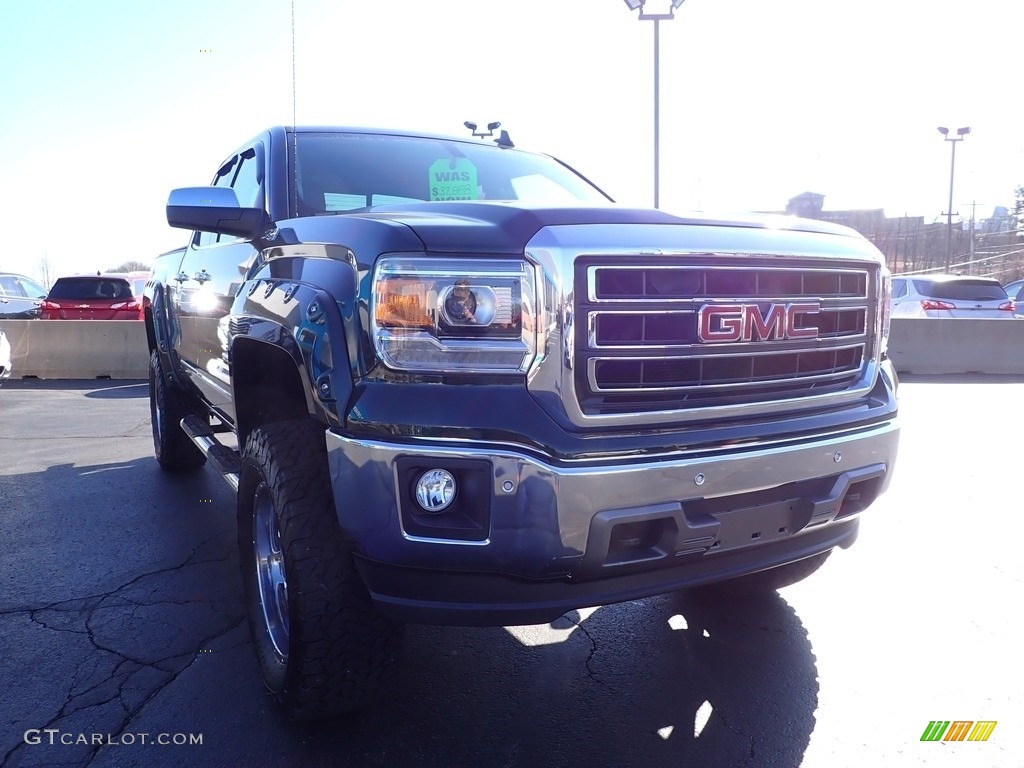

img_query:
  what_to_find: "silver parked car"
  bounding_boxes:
[890,275,1016,319]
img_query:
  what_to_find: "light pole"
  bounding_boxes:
[937,125,970,271]
[624,0,686,210]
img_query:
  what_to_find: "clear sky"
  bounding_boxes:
[1,0,1019,283]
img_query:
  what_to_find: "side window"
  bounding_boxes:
[217,147,263,245]
[19,277,48,297]
[891,279,907,298]
[0,275,24,296]
[195,157,239,247]
[231,148,262,210]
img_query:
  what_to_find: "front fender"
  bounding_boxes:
[229,275,355,445]
[145,281,185,386]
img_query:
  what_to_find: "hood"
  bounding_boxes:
[343,201,859,254]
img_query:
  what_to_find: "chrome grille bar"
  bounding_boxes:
[588,344,864,393]
[588,265,869,302]
[588,307,868,348]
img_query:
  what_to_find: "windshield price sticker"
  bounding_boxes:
[428,158,478,201]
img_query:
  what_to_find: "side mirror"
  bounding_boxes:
[166,187,270,238]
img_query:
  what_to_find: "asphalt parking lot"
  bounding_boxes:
[1,377,1022,768]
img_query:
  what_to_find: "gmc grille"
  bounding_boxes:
[574,257,877,416]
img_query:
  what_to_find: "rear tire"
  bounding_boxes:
[237,419,403,720]
[699,551,833,596]
[149,350,206,471]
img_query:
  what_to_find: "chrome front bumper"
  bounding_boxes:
[325,416,899,624]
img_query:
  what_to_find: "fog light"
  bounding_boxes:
[415,469,456,513]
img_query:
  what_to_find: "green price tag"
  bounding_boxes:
[428,158,478,201]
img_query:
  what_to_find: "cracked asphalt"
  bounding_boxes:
[1,378,1022,767]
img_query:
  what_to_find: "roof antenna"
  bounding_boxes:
[290,0,298,217]
[291,0,297,131]
[494,129,515,148]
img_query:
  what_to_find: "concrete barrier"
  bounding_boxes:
[0,316,1018,380]
[1,320,149,379]
[888,317,1024,375]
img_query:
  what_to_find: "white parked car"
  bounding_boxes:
[0,326,11,384]
[890,275,1016,319]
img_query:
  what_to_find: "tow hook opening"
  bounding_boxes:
[609,519,666,558]
[581,504,689,575]
[804,464,887,528]
[837,476,882,518]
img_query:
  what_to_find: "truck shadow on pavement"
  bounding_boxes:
[2,378,149,399]
[285,590,818,768]
[0,455,817,768]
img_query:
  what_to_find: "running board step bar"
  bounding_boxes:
[180,415,242,492]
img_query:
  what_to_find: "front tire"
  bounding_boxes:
[149,350,206,471]
[237,419,403,720]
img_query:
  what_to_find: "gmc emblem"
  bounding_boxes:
[697,302,820,342]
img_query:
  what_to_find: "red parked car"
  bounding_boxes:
[40,275,143,320]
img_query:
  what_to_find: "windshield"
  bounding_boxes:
[291,131,611,216]
[48,278,133,301]
[917,279,1007,301]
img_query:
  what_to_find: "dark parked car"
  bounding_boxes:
[40,275,143,320]
[0,272,48,319]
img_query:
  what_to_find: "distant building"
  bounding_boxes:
[981,206,1011,234]
[780,194,1023,279]
[782,192,934,273]
[784,192,825,218]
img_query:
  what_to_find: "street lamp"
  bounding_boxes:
[624,0,686,209]
[937,125,970,271]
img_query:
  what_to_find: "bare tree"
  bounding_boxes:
[107,260,151,273]
[36,253,55,288]
[1013,186,1024,240]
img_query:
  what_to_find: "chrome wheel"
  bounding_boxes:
[153,388,164,443]
[253,482,289,660]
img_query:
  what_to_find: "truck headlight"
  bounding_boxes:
[372,257,538,373]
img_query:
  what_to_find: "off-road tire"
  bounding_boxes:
[237,419,403,720]
[149,350,206,471]
[700,551,833,596]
